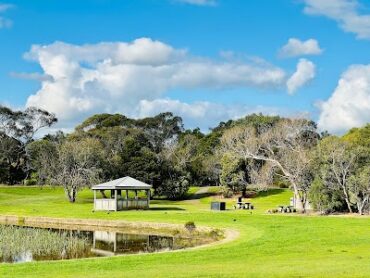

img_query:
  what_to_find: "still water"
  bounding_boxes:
[0,225,195,263]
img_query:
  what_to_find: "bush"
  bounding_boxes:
[220,186,233,198]
[275,181,289,188]
[244,190,257,198]
[24,178,37,186]
[208,229,224,240]
[308,177,346,214]
[184,221,196,232]
[157,176,190,200]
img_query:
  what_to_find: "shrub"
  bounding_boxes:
[24,178,37,186]
[308,177,346,214]
[220,186,233,198]
[244,190,257,198]
[184,221,196,233]
[156,175,190,200]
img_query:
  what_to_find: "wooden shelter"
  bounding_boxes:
[92,177,152,211]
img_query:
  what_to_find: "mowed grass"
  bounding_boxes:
[0,186,369,278]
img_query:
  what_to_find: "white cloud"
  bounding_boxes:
[175,0,217,6]
[22,38,316,130]
[279,38,323,58]
[303,0,370,39]
[286,59,316,94]
[0,3,13,29]
[318,64,370,134]
[24,38,293,129]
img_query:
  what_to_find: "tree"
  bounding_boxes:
[308,177,346,214]
[136,112,184,152]
[314,137,360,213]
[0,106,57,184]
[219,153,246,193]
[157,135,192,199]
[349,167,370,215]
[221,118,318,211]
[26,139,58,184]
[0,134,26,184]
[0,106,57,143]
[51,138,104,202]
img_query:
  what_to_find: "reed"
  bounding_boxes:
[0,225,91,262]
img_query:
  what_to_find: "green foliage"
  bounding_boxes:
[1,106,369,210]
[220,153,246,193]
[220,186,234,198]
[26,139,58,185]
[308,177,345,214]
[0,105,57,184]
[156,173,190,200]
[343,123,370,148]
[311,133,370,214]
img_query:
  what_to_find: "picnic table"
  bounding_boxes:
[278,205,294,213]
[234,202,253,210]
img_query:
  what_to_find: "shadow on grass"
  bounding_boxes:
[254,188,287,198]
[149,207,185,211]
[184,192,218,200]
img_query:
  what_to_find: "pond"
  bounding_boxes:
[0,224,213,263]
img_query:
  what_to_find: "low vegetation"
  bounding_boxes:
[0,225,91,262]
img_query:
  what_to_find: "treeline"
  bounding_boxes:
[0,105,369,214]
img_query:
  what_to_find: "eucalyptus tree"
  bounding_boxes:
[221,118,318,211]
[51,138,104,203]
[314,136,362,213]
[0,106,57,184]
[349,167,370,215]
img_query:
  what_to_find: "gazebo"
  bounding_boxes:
[92,177,152,211]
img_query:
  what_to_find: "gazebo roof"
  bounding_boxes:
[91,176,152,190]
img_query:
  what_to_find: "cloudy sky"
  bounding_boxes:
[1,0,370,133]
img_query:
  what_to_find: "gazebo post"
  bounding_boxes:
[135,190,138,209]
[126,190,129,209]
[114,189,118,211]
[93,190,96,211]
[147,189,150,208]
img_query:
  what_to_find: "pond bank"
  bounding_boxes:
[0,215,238,263]
[0,215,222,237]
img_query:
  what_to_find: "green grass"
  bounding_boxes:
[0,186,369,277]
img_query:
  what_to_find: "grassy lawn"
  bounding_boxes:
[0,186,369,277]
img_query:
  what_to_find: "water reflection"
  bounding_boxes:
[92,231,174,256]
[0,225,186,263]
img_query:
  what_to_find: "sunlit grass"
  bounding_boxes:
[0,185,369,277]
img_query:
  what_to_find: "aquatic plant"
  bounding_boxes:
[0,225,91,262]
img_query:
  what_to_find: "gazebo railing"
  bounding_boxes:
[117,198,149,210]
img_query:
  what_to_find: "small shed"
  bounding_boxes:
[92,177,152,211]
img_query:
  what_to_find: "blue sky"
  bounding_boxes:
[1,0,370,133]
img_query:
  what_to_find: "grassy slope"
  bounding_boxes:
[0,186,369,278]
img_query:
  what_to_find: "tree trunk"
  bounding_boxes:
[242,187,247,198]
[65,186,77,203]
[341,185,353,213]
[358,196,369,215]
[291,182,305,212]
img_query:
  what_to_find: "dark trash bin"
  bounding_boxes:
[211,201,226,211]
